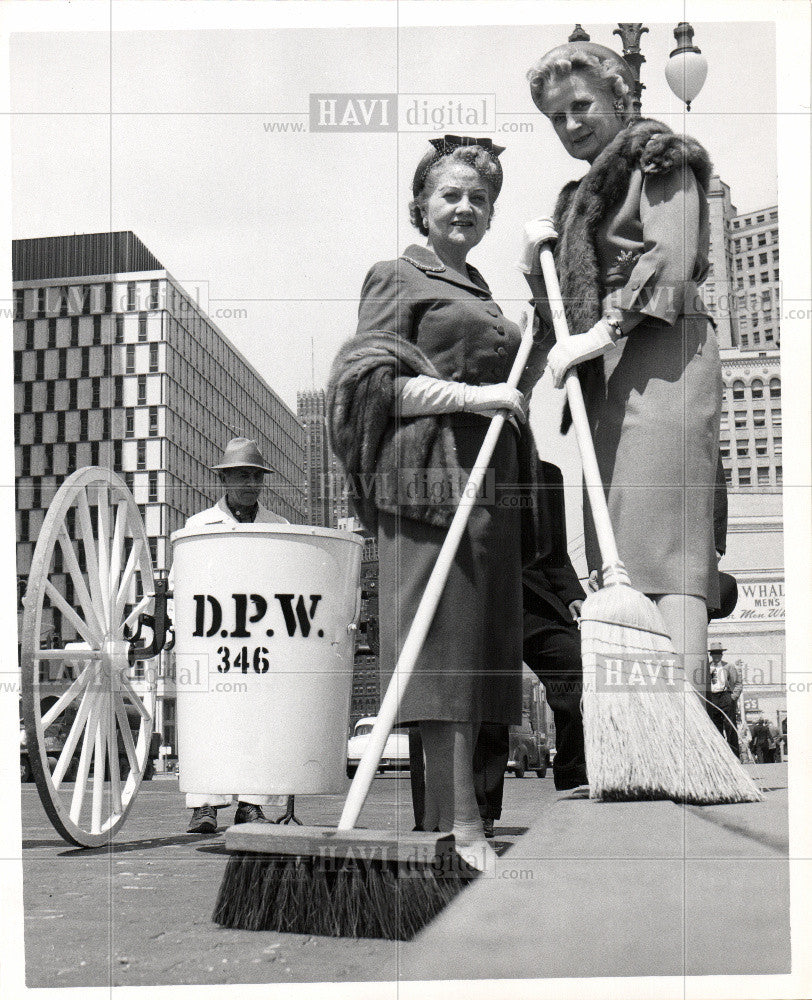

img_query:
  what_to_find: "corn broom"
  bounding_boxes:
[539,244,762,805]
[212,318,538,939]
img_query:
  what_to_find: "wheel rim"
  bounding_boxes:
[20,467,157,847]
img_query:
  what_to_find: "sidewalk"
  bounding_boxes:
[401,763,790,981]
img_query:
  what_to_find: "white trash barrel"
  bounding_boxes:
[171,524,363,795]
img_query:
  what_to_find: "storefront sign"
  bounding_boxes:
[726,580,784,623]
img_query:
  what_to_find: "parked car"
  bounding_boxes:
[507,721,550,778]
[346,717,410,777]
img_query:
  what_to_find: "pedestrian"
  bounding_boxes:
[707,640,742,756]
[327,136,543,869]
[749,718,773,764]
[178,437,290,834]
[411,460,587,839]
[522,41,721,696]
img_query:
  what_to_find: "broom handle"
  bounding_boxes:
[339,320,537,830]
[538,244,627,581]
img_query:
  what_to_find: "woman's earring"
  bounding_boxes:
[614,99,626,119]
[421,216,428,228]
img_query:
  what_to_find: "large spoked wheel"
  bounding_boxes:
[20,468,158,847]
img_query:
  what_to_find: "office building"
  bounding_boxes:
[14,231,307,755]
[297,388,351,528]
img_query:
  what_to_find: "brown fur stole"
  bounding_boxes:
[551,118,713,432]
[326,330,539,562]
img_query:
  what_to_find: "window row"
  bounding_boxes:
[14,279,162,320]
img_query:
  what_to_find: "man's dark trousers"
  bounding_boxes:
[709,692,739,755]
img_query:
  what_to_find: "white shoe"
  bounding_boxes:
[452,828,497,874]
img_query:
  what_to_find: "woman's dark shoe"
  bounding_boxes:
[482,817,495,839]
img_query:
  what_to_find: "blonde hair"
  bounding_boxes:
[528,49,634,119]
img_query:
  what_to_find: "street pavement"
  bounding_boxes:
[19,764,789,990]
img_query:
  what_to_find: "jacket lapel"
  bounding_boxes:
[400,244,491,297]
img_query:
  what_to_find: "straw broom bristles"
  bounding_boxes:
[580,584,764,804]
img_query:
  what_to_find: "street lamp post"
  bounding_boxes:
[568,20,707,114]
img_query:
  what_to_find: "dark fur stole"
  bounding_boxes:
[326,329,539,562]
[552,118,713,432]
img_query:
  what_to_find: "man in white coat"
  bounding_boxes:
[181,437,289,834]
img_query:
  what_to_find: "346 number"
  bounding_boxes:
[216,646,270,674]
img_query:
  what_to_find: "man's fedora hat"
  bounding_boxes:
[211,437,272,473]
[708,639,726,654]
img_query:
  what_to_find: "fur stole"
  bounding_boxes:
[326,330,462,533]
[326,330,540,562]
[552,118,713,431]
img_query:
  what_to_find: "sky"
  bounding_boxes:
[8,16,782,557]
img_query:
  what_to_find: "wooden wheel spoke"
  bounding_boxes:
[44,580,102,649]
[69,689,103,823]
[115,540,144,622]
[108,500,128,607]
[107,702,123,816]
[51,681,95,787]
[95,488,112,631]
[123,594,153,633]
[119,673,152,722]
[57,529,104,639]
[113,693,140,775]
[76,490,105,629]
[35,648,102,661]
[40,667,91,730]
[91,695,107,833]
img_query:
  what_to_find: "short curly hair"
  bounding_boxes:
[527,49,634,119]
[409,146,500,237]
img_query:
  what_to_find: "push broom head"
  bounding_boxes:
[580,583,763,805]
[212,825,479,940]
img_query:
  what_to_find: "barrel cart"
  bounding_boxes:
[20,467,363,849]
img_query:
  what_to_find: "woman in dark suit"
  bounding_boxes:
[328,137,540,868]
[520,42,721,695]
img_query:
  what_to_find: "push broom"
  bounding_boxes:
[212,317,538,940]
[538,243,762,804]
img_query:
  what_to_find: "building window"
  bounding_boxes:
[759,252,768,266]
[764,328,773,343]
[138,312,148,341]
[25,319,35,349]
[47,318,57,348]
[731,381,745,401]
[740,333,749,348]
[67,442,76,469]
[90,440,100,465]
[149,342,159,372]
[148,471,158,502]
[113,440,122,469]
[751,379,763,399]
[14,288,24,320]
[79,411,88,439]
[752,330,760,345]
[753,410,766,428]
[137,375,147,405]
[757,467,770,486]
[736,441,748,458]
[746,255,754,268]
[776,465,782,484]
[35,352,45,380]
[80,346,90,378]
[769,378,781,398]
[149,279,160,310]
[114,378,123,407]
[21,447,32,477]
[148,406,158,437]
[137,440,146,470]
[771,411,782,430]
[719,444,730,459]
[757,233,766,247]
[755,438,768,456]
[125,408,135,437]
[773,436,782,457]
[68,379,77,409]
[36,288,46,318]
[738,468,751,486]
[46,381,55,410]
[126,344,136,374]
[102,409,110,439]
[91,379,101,409]
[92,315,101,345]
[115,315,125,344]
[733,411,747,429]
[14,354,22,382]
[127,281,137,311]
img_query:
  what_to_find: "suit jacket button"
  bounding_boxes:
[496,346,506,357]
[496,324,505,335]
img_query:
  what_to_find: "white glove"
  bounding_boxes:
[518,216,559,274]
[462,383,526,422]
[546,317,619,389]
[398,376,526,423]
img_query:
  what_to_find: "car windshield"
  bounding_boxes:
[355,724,373,736]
